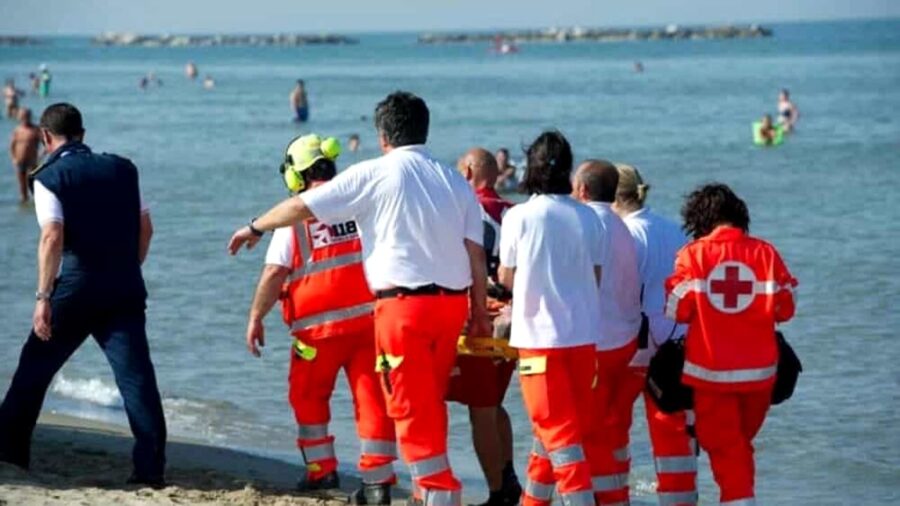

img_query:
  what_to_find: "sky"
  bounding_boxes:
[0,0,897,35]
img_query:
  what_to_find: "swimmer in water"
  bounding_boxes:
[778,89,798,133]
[348,133,360,153]
[758,114,777,146]
[4,79,22,119]
[8,108,40,203]
[203,75,215,90]
[493,147,518,192]
[290,80,309,122]
[634,61,644,73]
[38,64,51,97]
[185,61,198,80]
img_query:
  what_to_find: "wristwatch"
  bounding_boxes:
[35,291,51,301]
[248,218,264,237]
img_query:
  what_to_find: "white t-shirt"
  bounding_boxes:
[265,226,293,268]
[301,145,483,291]
[33,180,150,227]
[586,201,642,351]
[499,194,604,349]
[622,207,687,346]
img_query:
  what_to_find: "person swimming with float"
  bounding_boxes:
[755,114,780,146]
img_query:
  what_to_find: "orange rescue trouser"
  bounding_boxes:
[375,293,468,506]
[289,328,397,484]
[519,345,597,506]
[693,389,771,505]
[591,340,698,506]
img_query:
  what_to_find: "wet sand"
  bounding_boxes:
[0,412,358,505]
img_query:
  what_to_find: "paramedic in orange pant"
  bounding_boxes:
[573,160,645,506]
[497,131,602,506]
[229,92,491,506]
[614,164,697,506]
[243,134,396,504]
[666,183,797,506]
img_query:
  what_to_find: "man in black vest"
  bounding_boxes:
[0,103,167,486]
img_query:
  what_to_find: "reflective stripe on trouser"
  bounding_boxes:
[559,489,595,506]
[721,499,756,506]
[643,376,697,502]
[659,490,699,506]
[289,329,395,482]
[591,342,643,505]
[375,295,468,496]
[301,441,336,462]
[693,389,771,504]
[422,488,462,506]
[518,346,596,506]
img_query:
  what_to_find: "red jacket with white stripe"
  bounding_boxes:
[665,226,797,391]
[281,219,375,341]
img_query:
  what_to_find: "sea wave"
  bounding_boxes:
[51,373,122,407]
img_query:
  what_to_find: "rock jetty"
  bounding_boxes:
[419,25,771,44]
[92,33,358,47]
[0,36,42,46]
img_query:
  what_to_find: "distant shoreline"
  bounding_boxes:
[419,24,772,45]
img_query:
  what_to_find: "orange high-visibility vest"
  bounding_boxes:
[281,218,375,340]
[665,226,797,391]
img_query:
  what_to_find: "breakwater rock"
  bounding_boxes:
[0,36,43,46]
[92,32,358,47]
[419,24,772,44]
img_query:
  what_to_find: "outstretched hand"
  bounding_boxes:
[228,226,261,255]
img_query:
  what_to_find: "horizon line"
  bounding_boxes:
[0,13,896,38]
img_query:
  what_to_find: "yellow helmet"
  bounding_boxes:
[280,134,342,193]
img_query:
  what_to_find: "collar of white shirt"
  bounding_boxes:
[625,207,650,219]
[388,144,429,156]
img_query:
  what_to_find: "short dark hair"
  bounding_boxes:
[576,159,618,203]
[306,158,336,183]
[40,103,84,139]
[374,91,429,147]
[520,130,573,195]
[681,183,751,240]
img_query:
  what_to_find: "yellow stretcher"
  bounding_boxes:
[457,336,518,360]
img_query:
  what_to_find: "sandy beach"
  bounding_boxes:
[0,413,360,505]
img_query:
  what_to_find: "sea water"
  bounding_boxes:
[1,19,898,504]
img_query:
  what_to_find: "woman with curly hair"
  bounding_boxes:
[665,183,797,505]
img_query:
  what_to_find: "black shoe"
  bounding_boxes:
[349,482,392,505]
[297,471,340,491]
[126,473,166,489]
[0,452,29,470]
[406,497,423,506]
[501,478,522,505]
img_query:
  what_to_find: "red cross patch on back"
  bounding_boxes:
[706,261,757,313]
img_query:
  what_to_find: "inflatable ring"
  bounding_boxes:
[752,122,784,146]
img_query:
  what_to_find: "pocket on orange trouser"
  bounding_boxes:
[518,354,551,422]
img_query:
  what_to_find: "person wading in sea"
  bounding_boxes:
[229,91,490,506]
[9,107,40,203]
[666,183,797,505]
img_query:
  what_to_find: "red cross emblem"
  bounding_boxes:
[706,261,757,313]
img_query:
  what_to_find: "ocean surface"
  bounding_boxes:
[1,19,899,504]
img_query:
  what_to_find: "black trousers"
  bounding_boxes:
[0,303,167,478]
